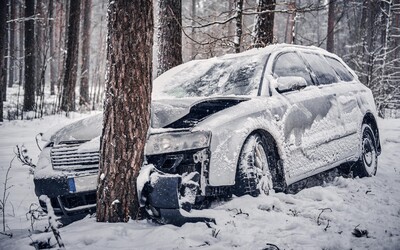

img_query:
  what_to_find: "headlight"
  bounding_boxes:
[145,131,211,155]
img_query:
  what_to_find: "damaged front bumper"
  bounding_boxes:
[138,165,215,226]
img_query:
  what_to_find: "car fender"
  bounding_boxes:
[194,98,287,187]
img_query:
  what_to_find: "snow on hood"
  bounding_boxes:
[47,114,103,144]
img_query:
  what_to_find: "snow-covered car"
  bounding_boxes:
[34,44,381,224]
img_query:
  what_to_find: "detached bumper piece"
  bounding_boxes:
[142,172,215,227]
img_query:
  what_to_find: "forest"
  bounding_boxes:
[0,1,400,249]
[0,0,399,122]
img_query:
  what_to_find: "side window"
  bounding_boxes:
[301,53,338,85]
[273,52,313,86]
[324,56,354,82]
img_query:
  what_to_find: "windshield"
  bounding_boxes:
[153,54,267,99]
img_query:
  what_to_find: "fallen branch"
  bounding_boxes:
[317,207,332,226]
[39,195,65,249]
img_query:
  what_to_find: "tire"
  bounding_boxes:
[233,133,274,197]
[354,124,378,177]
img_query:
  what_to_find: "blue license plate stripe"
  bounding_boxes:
[68,178,76,193]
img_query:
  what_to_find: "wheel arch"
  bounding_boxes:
[362,112,381,155]
[245,129,287,192]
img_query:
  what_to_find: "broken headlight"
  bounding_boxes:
[145,131,211,155]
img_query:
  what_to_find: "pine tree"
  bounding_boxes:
[0,0,6,121]
[79,0,92,107]
[23,0,36,112]
[96,0,153,223]
[61,0,81,112]
[156,0,182,77]
[252,0,276,48]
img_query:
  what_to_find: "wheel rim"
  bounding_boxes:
[362,132,377,175]
[254,139,273,194]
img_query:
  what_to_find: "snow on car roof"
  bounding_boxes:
[153,44,345,100]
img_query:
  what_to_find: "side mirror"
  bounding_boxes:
[276,76,307,93]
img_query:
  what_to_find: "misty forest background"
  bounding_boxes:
[0,0,399,123]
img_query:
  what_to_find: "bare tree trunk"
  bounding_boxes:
[18,1,24,88]
[61,0,80,112]
[191,0,196,59]
[34,1,45,97]
[2,0,9,101]
[0,0,6,121]
[49,0,56,95]
[326,0,335,52]
[285,1,296,44]
[252,0,276,48]
[97,0,153,223]
[23,0,36,112]
[79,0,91,107]
[156,0,182,77]
[234,0,243,53]
[8,0,15,88]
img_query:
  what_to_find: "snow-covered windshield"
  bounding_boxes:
[153,54,267,99]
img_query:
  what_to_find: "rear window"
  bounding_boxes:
[324,56,354,82]
[301,53,338,85]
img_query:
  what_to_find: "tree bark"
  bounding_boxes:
[23,0,36,112]
[234,0,243,53]
[156,0,182,77]
[0,0,6,121]
[79,0,91,107]
[61,0,80,112]
[96,0,153,223]
[252,0,276,48]
[326,0,335,52]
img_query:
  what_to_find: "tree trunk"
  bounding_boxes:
[49,0,56,95]
[285,1,296,44]
[79,0,91,107]
[97,0,153,223]
[18,0,24,88]
[61,0,80,112]
[8,0,15,88]
[156,0,182,77]
[234,0,243,53]
[23,0,36,112]
[2,0,9,101]
[0,0,6,121]
[190,0,196,59]
[252,0,276,48]
[326,0,335,52]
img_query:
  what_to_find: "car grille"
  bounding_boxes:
[51,141,99,171]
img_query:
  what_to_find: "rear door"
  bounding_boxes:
[300,52,359,164]
[271,51,342,180]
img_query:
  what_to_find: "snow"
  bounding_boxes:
[1,116,400,249]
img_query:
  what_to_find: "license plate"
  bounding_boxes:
[68,174,97,193]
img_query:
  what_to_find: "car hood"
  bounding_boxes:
[47,114,103,144]
[46,96,250,144]
[151,96,250,129]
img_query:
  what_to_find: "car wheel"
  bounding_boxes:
[354,124,378,177]
[233,133,274,197]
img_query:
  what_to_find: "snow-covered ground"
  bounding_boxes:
[0,116,399,249]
